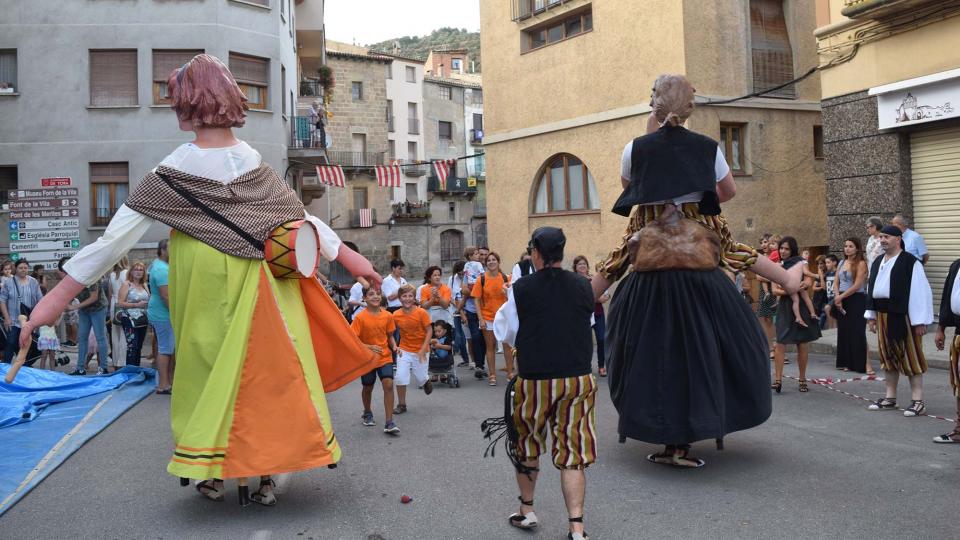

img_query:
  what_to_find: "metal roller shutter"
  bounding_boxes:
[910,126,960,317]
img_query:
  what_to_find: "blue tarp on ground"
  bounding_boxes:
[0,365,157,516]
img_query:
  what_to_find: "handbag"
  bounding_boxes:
[630,207,720,272]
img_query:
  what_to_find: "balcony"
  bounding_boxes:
[841,0,938,19]
[470,129,484,144]
[388,115,395,133]
[299,80,322,97]
[511,0,575,22]
[327,151,386,167]
[428,175,476,194]
[290,116,325,149]
[408,118,420,135]
[396,159,428,177]
[348,208,378,228]
[392,201,430,222]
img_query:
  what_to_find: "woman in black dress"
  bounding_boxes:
[771,237,822,393]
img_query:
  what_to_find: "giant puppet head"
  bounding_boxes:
[650,74,696,127]
[167,54,249,131]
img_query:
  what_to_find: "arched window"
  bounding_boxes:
[440,229,464,271]
[531,154,600,215]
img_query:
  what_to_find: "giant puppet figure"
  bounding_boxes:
[21,54,382,506]
[590,75,801,468]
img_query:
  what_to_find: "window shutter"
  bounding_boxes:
[229,53,269,85]
[153,49,203,82]
[749,0,795,98]
[90,162,129,183]
[0,50,16,89]
[90,50,138,106]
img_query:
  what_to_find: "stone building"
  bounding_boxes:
[425,49,471,78]
[814,0,960,312]
[479,0,828,271]
[0,0,299,266]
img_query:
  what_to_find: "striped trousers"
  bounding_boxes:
[876,312,927,376]
[949,333,960,398]
[512,374,598,470]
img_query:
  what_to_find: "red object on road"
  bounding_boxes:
[401,494,412,504]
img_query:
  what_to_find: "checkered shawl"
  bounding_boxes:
[125,164,305,260]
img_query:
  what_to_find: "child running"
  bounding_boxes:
[350,287,400,434]
[391,284,434,414]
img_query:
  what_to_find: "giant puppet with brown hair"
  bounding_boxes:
[21,54,382,506]
[592,74,804,468]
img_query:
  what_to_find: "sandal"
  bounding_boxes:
[932,429,960,444]
[196,479,225,502]
[508,496,538,530]
[867,397,897,411]
[798,380,809,393]
[646,446,704,469]
[488,375,497,386]
[250,478,277,506]
[771,380,782,394]
[568,516,589,540]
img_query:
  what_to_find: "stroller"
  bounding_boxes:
[0,326,44,368]
[428,337,460,389]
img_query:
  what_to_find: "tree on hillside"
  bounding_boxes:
[368,28,481,72]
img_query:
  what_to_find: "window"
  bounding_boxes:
[719,123,746,173]
[90,50,138,107]
[280,0,285,19]
[813,125,824,159]
[406,66,416,83]
[750,0,796,98]
[408,102,419,134]
[440,230,464,269]
[473,222,487,249]
[0,166,17,206]
[405,183,418,202]
[448,202,457,221]
[229,52,269,109]
[388,140,396,161]
[352,187,368,210]
[151,49,203,105]
[90,162,129,226]
[0,50,16,93]
[390,245,402,262]
[439,121,453,141]
[451,59,462,72]
[473,113,483,131]
[531,154,600,214]
[351,81,363,101]
[475,181,487,216]
[523,8,592,52]
[387,99,394,132]
[439,85,451,100]
[407,141,417,161]
[351,133,367,159]
[386,63,392,79]
[281,65,286,117]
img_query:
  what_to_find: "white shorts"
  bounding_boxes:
[395,350,429,386]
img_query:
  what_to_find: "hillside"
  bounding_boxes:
[368,27,481,72]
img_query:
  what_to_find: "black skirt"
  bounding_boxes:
[775,293,822,345]
[834,292,868,372]
[606,268,772,446]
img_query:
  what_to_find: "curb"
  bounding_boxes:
[808,340,950,371]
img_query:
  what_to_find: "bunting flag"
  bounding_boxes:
[375,164,402,188]
[358,208,374,228]
[433,159,456,191]
[316,165,346,187]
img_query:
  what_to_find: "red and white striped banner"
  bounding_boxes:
[432,159,456,191]
[375,164,402,188]
[316,165,345,187]
[358,208,374,228]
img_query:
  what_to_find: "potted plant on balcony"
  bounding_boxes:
[318,66,335,96]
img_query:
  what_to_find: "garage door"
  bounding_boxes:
[911,126,960,318]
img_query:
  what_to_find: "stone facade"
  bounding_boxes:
[822,91,912,253]
[324,51,390,157]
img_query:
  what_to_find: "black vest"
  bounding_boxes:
[939,259,960,328]
[612,126,721,217]
[866,251,918,343]
[513,268,594,380]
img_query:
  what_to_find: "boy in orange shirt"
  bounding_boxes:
[351,287,400,434]
[391,284,434,413]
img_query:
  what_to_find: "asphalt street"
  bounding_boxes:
[0,352,957,539]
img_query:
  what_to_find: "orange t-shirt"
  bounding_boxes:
[350,309,396,366]
[471,271,509,321]
[419,284,452,306]
[392,307,432,353]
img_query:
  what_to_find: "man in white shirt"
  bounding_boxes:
[891,214,929,265]
[864,225,934,417]
[347,280,366,318]
[510,248,535,284]
[933,257,960,443]
[380,260,407,312]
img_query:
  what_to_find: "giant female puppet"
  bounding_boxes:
[22,54,382,505]
[591,75,801,468]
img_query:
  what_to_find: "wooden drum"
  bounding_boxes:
[265,220,321,279]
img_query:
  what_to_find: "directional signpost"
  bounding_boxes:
[7,183,81,270]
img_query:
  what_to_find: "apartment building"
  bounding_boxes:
[0,0,299,264]
[480,0,827,270]
[814,0,960,311]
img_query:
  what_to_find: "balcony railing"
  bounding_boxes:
[327,151,386,167]
[394,159,428,177]
[290,116,325,149]
[299,80,322,97]
[470,129,484,144]
[348,208,378,228]
[408,118,420,135]
[392,201,431,221]
[511,0,574,22]
[388,115,395,133]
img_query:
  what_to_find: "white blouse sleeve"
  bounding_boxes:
[715,147,731,181]
[303,213,343,262]
[620,141,632,180]
[63,205,156,286]
[493,287,519,347]
[908,262,934,326]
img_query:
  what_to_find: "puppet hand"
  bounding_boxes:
[335,244,382,288]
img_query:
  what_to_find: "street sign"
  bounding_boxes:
[8,198,79,210]
[9,209,80,219]
[10,239,81,252]
[41,177,71,187]
[10,250,78,262]
[8,219,80,231]
[8,188,79,200]
[8,229,80,242]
